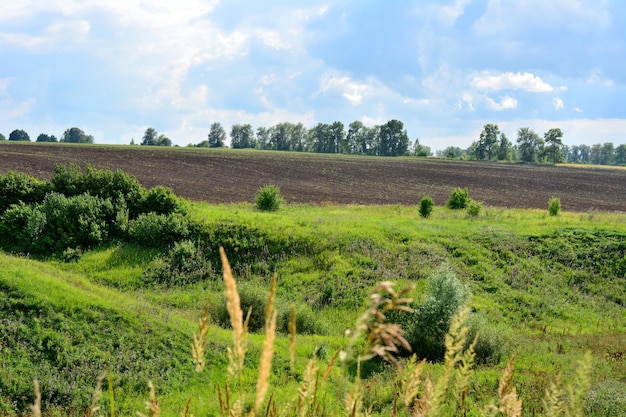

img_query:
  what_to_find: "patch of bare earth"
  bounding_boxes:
[1,142,625,212]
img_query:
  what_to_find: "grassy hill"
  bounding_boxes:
[1,198,625,416]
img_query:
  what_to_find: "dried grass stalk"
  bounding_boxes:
[30,380,41,417]
[220,247,247,377]
[192,302,211,373]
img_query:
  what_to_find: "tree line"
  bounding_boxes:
[3,121,624,165]
[0,127,94,143]
[439,124,626,166]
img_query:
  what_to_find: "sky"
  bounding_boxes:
[1,0,625,151]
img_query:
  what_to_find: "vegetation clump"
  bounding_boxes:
[549,196,561,216]
[255,184,283,211]
[466,198,483,216]
[447,187,470,209]
[418,196,434,218]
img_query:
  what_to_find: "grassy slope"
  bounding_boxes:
[1,203,625,415]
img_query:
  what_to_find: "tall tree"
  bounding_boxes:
[255,127,272,150]
[544,128,564,163]
[600,142,615,165]
[615,144,626,165]
[142,127,158,146]
[311,123,332,153]
[230,124,255,149]
[0,133,6,140]
[378,119,409,156]
[497,132,512,161]
[330,121,345,154]
[346,121,367,154]
[478,124,500,160]
[517,127,542,163]
[208,122,226,148]
[9,129,30,141]
[61,127,94,143]
[590,144,602,165]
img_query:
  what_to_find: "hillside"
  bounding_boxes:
[1,141,625,211]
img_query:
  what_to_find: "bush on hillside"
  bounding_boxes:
[548,196,561,216]
[418,196,434,218]
[127,212,189,248]
[143,240,212,286]
[138,185,186,216]
[0,171,52,213]
[209,283,268,333]
[278,303,329,335]
[447,187,470,209]
[466,198,483,217]
[390,266,470,361]
[255,184,283,211]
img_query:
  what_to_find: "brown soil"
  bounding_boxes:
[1,142,625,212]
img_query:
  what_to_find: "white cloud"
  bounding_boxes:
[485,95,517,111]
[318,73,377,105]
[574,107,584,113]
[472,71,564,93]
[553,97,564,110]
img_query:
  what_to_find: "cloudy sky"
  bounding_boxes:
[1,0,625,150]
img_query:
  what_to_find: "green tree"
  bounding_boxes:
[9,129,30,141]
[544,128,564,163]
[378,119,409,156]
[36,133,58,143]
[61,127,94,143]
[478,124,500,160]
[255,126,271,150]
[590,144,602,165]
[615,144,626,165]
[230,124,255,149]
[497,133,512,160]
[208,122,226,148]
[600,142,615,165]
[0,133,6,140]
[142,127,158,146]
[156,134,172,147]
[517,127,542,163]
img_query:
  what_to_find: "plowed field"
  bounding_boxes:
[1,142,625,212]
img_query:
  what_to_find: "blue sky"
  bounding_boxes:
[1,0,625,150]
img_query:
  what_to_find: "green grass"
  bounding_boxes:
[1,203,625,416]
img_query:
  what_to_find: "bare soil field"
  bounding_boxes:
[1,142,625,212]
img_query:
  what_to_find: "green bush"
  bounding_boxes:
[255,184,283,211]
[278,304,329,335]
[0,171,52,213]
[209,283,268,333]
[548,196,561,216]
[143,240,212,286]
[447,187,470,209]
[127,213,189,247]
[396,266,470,361]
[585,380,626,416]
[138,186,185,216]
[466,199,482,217]
[466,316,507,365]
[0,202,47,254]
[418,196,434,218]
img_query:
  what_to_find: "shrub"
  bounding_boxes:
[255,184,283,211]
[398,266,470,361]
[0,171,52,213]
[466,316,507,365]
[0,202,47,254]
[209,283,268,333]
[447,187,469,209]
[127,212,189,247]
[418,196,434,218]
[278,304,329,335]
[585,380,626,416]
[548,196,561,216]
[138,186,185,216]
[143,240,212,286]
[466,198,482,217]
